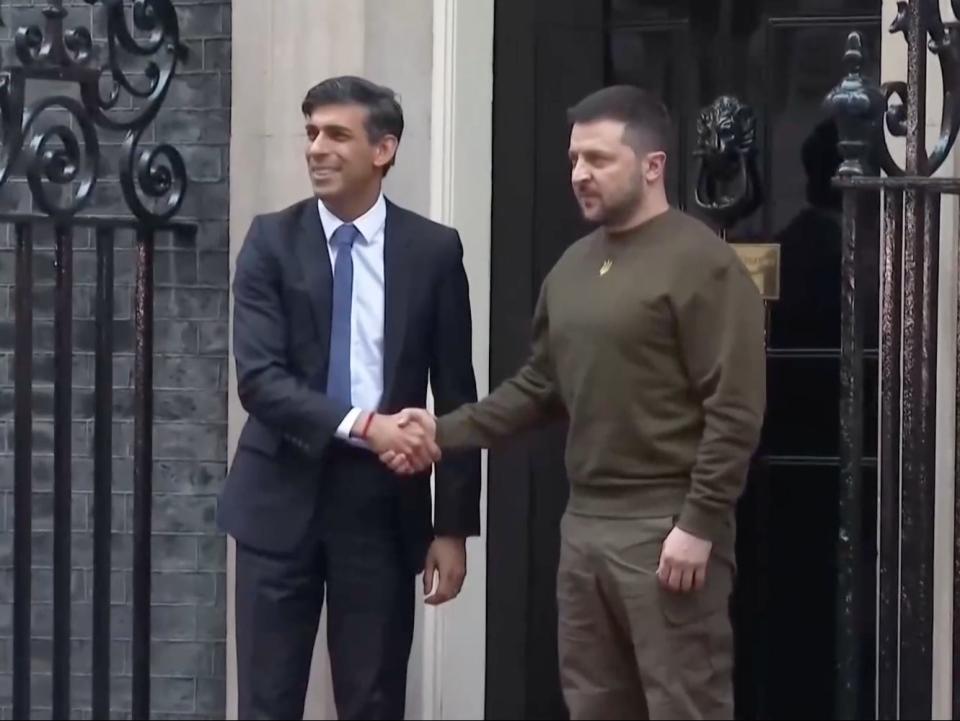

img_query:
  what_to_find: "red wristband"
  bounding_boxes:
[359,412,375,440]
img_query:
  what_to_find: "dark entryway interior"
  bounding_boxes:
[486,1,882,718]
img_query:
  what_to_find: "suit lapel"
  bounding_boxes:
[295,200,334,363]
[381,200,410,409]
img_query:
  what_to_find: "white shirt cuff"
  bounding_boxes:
[336,407,364,441]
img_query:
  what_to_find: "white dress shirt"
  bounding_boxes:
[317,194,387,441]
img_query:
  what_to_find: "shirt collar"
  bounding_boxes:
[317,193,386,246]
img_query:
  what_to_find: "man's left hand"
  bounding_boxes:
[657,526,712,593]
[423,536,466,606]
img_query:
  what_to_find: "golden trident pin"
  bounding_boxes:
[599,259,613,276]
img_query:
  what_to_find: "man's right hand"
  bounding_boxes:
[352,411,440,471]
[378,408,438,475]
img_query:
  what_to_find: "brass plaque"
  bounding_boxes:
[730,242,781,301]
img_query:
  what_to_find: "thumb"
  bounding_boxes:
[424,553,437,596]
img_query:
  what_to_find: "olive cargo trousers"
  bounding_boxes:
[557,512,735,720]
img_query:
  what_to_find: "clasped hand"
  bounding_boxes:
[359,409,440,474]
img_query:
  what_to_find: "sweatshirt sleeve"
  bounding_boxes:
[675,257,767,544]
[437,279,564,450]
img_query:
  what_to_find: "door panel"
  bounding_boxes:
[489,1,882,718]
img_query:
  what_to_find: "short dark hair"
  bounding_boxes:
[567,85,671,153]
[301,76,405,145]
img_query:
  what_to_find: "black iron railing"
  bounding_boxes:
[0,1,195,718]
[825,1,960,718]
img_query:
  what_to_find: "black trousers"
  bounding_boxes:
[235,452,416,720]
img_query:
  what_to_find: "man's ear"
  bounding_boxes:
[374,135,400,173]
[645,151,667,183]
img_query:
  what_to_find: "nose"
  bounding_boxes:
[308,132,329,158]
[571,157,590,184]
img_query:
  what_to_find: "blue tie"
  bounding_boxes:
[326,224,359,405]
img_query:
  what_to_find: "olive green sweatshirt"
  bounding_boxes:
[436,208,766,553]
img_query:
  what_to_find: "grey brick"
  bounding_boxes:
[195,605,226,642]
[154,462,225,494]
[112,458,135,492]
[151,677,198,713]
[156,110,230,145]
[154,321,199,355]
[193,221,229,251]
[73,248,135,287]
[14,353,93,388]
[154,354,223,389]
[155,251,199,287]
[151,640,213,677]
[196,677,224,715]
[153,534,198,571]
[197,251,229,288]
[0,457,11,490]
[112,356,134,389]
[152,572,217,606]
[31,491,89,533]
[153,495,217,534]
[0,251,13,285]
[197,321,227,356]
[203,38,230,72]
[211,642,227,679]
[154,390,227,423]
[71,319,136,355]
[197,536,225,572]
[155,288,226,320]
[221,71,232,111]
[177,39,205,71]
[0,181,29,214]
[178,4,225,37]
[166,74,223,110]
[110,669,133,708]
[111,421,134,459]
[154,423,226,462]
[178,147,223,183]
[153,605,198,642]
[213,572,226,606]
[26,568,85,604]
[177,182,229,222]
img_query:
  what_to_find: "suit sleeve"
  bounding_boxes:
[436,276,564,449]
[233,215,352,458]
[429,232,482,538]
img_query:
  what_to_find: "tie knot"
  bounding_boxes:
[331,223,359,249]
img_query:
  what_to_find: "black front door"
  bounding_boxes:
[487,1,882,718]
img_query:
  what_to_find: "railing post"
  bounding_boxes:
[877,188,903,721]
[52,223,73,721]
[92,226,115,720]
[13,223,33,721]
[132,226,155,720]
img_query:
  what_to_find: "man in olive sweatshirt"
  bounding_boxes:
[384,86,766,720]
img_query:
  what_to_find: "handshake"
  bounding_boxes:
[355,408,440,475]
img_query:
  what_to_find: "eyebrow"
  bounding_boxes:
[305,122,354,135]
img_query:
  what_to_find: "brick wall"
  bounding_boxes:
[0,1,231,719]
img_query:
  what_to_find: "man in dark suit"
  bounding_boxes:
[219,76,481,720]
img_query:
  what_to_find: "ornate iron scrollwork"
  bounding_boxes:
[693,95,763,230]
[0,0,190,224]
[828,0,960,177]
